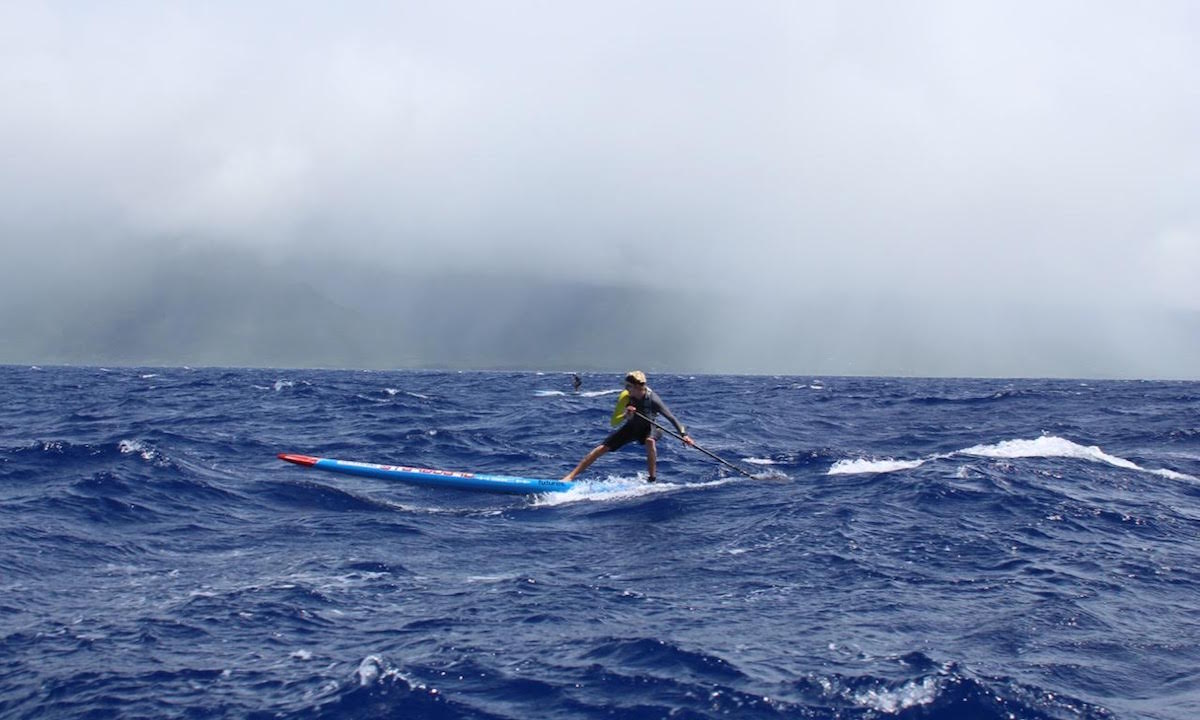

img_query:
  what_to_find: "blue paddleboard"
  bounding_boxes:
[278,454,573,494]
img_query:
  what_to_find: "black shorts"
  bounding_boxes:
[603,420,659,451]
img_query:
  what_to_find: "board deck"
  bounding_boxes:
[277,453,574,494]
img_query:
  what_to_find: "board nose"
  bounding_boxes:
[278,453,319,466]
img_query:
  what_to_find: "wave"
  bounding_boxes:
[33,650,1097,720]
[534,388,622,398]
[258,479,407,514]
[829,435,1197,481]
[117,438,171,465]
[744,456,778,465]
[960,436,1190,478]
[5,438,177,470]
[582,637,746,681]
[263,648,1109,720]
[532,474,740,507]
[789,659,1113,719]
[828,457,929,475]
[251,379,315,392]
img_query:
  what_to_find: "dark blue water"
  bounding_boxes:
[2,367,1199,719]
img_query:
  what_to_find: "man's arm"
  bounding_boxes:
[650,393,687,437]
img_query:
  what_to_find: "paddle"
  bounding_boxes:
[634,411,756,479]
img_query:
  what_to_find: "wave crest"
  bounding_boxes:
[829,436,1196,481]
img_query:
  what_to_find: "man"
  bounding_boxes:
[562,370,694,483]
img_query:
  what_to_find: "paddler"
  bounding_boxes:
[561,370,693,483]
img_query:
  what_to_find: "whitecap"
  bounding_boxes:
[962,436,1197,481]
[853,676,939,713]
[532,474,740,507]
[118,439,160,463]
[828,458,927,475]
[826,436,1197,481]
[466,574,520,584]
[356,655,385,686]
[961,436,1135,466]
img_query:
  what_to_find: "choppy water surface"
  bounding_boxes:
[2,367,1198,718]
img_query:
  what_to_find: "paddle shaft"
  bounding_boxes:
[634,412,755,479]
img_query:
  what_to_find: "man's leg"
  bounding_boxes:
[645,437,657,481]
[563,444,609,481]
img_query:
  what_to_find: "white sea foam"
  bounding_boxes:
[827,436,1196,481]
[532,474,739,507]
[356,655,385,686]
[534,388,622,398]
[744,457,777,465]
[962,436,1196,480]
[962,436,1133,465]
[533,476,666,506]
[828,458,927,475]
[273,380,294,392]
[381,387,423,399]
[118,439,160,463]
[853,676,939,713]
[465,574,520,584]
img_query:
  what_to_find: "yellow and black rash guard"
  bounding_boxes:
[610,388,686,436]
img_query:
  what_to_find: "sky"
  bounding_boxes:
[2,1,1198,377]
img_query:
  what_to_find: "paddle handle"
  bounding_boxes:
[634,412,755,479]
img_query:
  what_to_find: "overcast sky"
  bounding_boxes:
[2,2,1197,376]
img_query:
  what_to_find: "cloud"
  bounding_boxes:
[1,2,1197,376]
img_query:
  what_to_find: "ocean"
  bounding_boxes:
[2,366,1198,719]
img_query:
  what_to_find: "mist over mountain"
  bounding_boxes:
[0,246,706,371]
[4,244,1196,378]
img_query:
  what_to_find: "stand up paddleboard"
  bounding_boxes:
[278,454,573,494]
